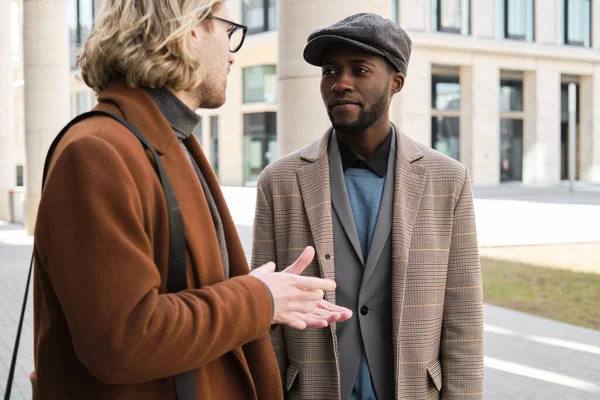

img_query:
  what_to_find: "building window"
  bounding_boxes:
[193,117,203,141]
[76,92,89,115]
[434,0,470,34]
[16,165,24,187]
[243,112,277,185]
[210,116,219,176]
[504,0,534,40]
[390,0,399,23]
[69,0,95,69]
[560,83,580,180]
[564,0,591,46]
[499,79,524,182]
[243,65,277,103]
[431,74,461,161]
[243,0,276,35]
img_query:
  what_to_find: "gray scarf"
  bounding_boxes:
[144,87,230,279]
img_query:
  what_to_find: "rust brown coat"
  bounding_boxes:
[31,81,282,399]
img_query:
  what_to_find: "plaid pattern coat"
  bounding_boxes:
[251,126,484,400]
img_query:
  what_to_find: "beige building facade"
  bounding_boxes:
[1,0,599,229]
[199,0,600,187]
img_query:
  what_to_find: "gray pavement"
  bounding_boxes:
[2,222,600,399]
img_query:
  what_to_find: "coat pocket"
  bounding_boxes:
[426,359,443,392]
[286,363,299,392]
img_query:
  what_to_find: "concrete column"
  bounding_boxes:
[278,0,389,157]
[471,0,496,39]
[523,64,561,184]
[579,67,600,182]
[392,51,431,146]
[24,0,70,234]
[219,0,243,186]
[460,58,500,186]
[536,0,559,45]
[593,0,600,49]
[398,0,430,31]
[0,0,16,221]
[94,0,104,17]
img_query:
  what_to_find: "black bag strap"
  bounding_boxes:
[4,110,196,400]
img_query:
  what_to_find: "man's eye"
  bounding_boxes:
[323,69,335,76]
[357,67,369,74]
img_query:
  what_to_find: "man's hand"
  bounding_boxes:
[250,246,353,330]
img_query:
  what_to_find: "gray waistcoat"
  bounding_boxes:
[329,132,396,400]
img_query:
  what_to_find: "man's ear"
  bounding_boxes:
[391,72,405,95]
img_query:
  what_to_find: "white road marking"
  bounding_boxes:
[485,324,600,356]
[485,357,600,393]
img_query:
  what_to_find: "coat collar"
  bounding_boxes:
[96,80,178,155]
[300,122,424,165]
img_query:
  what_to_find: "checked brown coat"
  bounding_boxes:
[251,126,484,400]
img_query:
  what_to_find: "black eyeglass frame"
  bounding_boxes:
[208,15,248,53]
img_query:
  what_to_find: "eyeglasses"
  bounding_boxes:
[208,15,248,53]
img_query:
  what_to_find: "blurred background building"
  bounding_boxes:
[1,0,599,231]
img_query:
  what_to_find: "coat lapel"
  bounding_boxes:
[296,131,336,304]
[390,126,427,364]
[361,131,397,286]
[328,133,364,265]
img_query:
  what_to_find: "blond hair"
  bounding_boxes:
[79,0,219,93]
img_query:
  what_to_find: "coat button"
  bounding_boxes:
[360,305,369,316]
[325,254,331,260]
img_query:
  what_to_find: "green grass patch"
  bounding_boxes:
[481,257,600,331]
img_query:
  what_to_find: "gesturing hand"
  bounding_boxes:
[250,247,353,329]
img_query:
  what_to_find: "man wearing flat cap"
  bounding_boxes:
[252,13,484,400]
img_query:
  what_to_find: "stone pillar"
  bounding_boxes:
[219,0,244,186]
[536,0,559,45]
[0,0,16,221]
[523,64,561,184]
[24,0,70,234]
[579,67,600,183]
[398,0,430,31]
[471,0,496,39]
[278,0,389,157]
[460,57,500,186]
[593,0,600,50]
[94,0,104,17]
[392,51,431,146]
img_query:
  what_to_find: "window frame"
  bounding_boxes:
[243,0,275,35]
[436,0,471,34]
[499,78,525,182]
[242,65,277,104]
[431,73,461,161]
[564,0,592,47]
[504,0,534,41]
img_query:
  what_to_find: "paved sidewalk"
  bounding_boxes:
[0,223,34,400]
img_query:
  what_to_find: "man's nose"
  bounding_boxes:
[228,52,235,66]
[331,73,353,92]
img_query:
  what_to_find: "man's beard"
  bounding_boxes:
[197,76,227,110]
[328,89,389,134]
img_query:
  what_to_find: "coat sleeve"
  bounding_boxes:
[250,176,289,389]
[35,135,274,385]
[440,166,484,399]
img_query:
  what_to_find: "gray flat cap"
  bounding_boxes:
[303,13,412,75]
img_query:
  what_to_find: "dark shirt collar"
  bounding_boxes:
[336,128,393,178]
[143,87,201,140]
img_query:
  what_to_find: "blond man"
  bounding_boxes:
[30,1,351,399]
